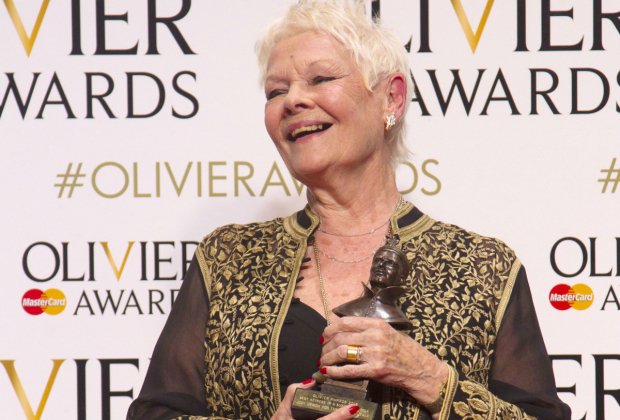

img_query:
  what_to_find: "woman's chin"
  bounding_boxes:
[287,160,332,181]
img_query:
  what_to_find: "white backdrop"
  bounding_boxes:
[1,1,619,419]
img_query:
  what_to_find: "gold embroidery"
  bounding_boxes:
[494,259,521,331]
[198,220,303,418]
[386,220,521,420]
[438,366,458,420]
[194,208,531,420]
[400,222,516,387]
[453,380,536,420]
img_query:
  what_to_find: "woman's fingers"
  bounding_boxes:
[318,404,360,420]
[319,362,369,381]
[272,379,316,420]
[323,317,381,343]
[320,343,363,367]
[322,318,392,351]
[282,379,316,406]
[319,318,451,407]
[320,320,400,368]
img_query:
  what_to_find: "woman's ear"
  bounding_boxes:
[386,73,407,121]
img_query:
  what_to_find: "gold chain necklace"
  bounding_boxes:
[313,213,401,326]
[313,244,333,326]
[313,195,404,264]
[313,228,393,327]
[316,195,404,237]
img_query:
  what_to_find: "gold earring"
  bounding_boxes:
[385,112,396,131]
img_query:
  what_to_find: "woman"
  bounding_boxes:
[128,2,571,420]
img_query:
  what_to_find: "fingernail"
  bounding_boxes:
[349,405,360,415]
[320,367,327,374]
[320,335,324,344]
[303,379,314,385]
[317,358,321,367]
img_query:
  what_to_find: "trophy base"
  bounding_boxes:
[291,388,379,420]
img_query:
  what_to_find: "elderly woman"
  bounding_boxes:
[128,2,570,420]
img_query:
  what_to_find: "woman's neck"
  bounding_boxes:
[305,158,402,236]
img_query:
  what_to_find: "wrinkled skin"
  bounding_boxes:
[319,317,449,420]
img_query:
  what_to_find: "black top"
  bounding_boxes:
[277,298,324,393]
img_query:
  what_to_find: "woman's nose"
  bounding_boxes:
[283,83,314,115]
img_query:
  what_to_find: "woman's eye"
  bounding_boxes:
[312,76,335,85]
[267,90,286,100]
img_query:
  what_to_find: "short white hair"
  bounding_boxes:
[255,0,413,169]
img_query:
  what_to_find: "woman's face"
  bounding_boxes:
[264,32,388,181]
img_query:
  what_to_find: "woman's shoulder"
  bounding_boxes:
[413,218,520,274]
[198,216,287,248]
[432,221,510,249]
[413,219,523,313]
[431,220,514,252]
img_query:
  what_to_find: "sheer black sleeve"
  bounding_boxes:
[488,266,570,419]
[127,256,210,420]
[444,266,571,420]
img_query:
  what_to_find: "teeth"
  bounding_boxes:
[291,124,323,139]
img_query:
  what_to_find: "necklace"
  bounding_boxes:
[313,221,398,326]
[316,219,390,237]
[313,195,404,264]
[316,195,404,237]
[313,243,332,326]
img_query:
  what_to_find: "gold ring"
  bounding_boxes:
[356,346,362,364]
[347,345,361,364]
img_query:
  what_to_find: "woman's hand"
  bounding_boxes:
[272,379,361,420]
[318,317,449,407]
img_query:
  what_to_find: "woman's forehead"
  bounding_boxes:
[266,32,352,74]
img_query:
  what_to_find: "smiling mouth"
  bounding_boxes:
[288,124,332,141]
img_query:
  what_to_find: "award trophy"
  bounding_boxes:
[291,238,412,420]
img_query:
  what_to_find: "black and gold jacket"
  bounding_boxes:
[128,204,569,420]
[189,203,569,420]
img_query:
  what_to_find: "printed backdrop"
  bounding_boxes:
[1,1,619,419]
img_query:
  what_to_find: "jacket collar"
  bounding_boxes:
[283,202,435,243]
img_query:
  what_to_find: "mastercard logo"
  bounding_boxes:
[22,289,66,315]
[549,284,593,310]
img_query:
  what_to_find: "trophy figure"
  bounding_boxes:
[291,238,412,420]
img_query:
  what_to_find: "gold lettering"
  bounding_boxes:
[421,159,441,196]
[156,162,161,197]
[398,162,418,195]
[260,162,291,196]
[197,162,202,197]
[91,162,129,198]
[1,359,64,420]
[101,242,135,281]
[450,0,495,53]
[165,162,193,197]
[234,162,255,197]
[3,0,51,57]
[133,163,151,197]
[290,175,305,196]
[209,162,227,197]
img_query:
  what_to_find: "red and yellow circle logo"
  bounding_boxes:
[22,289,66,315]
[549,284,593,310]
